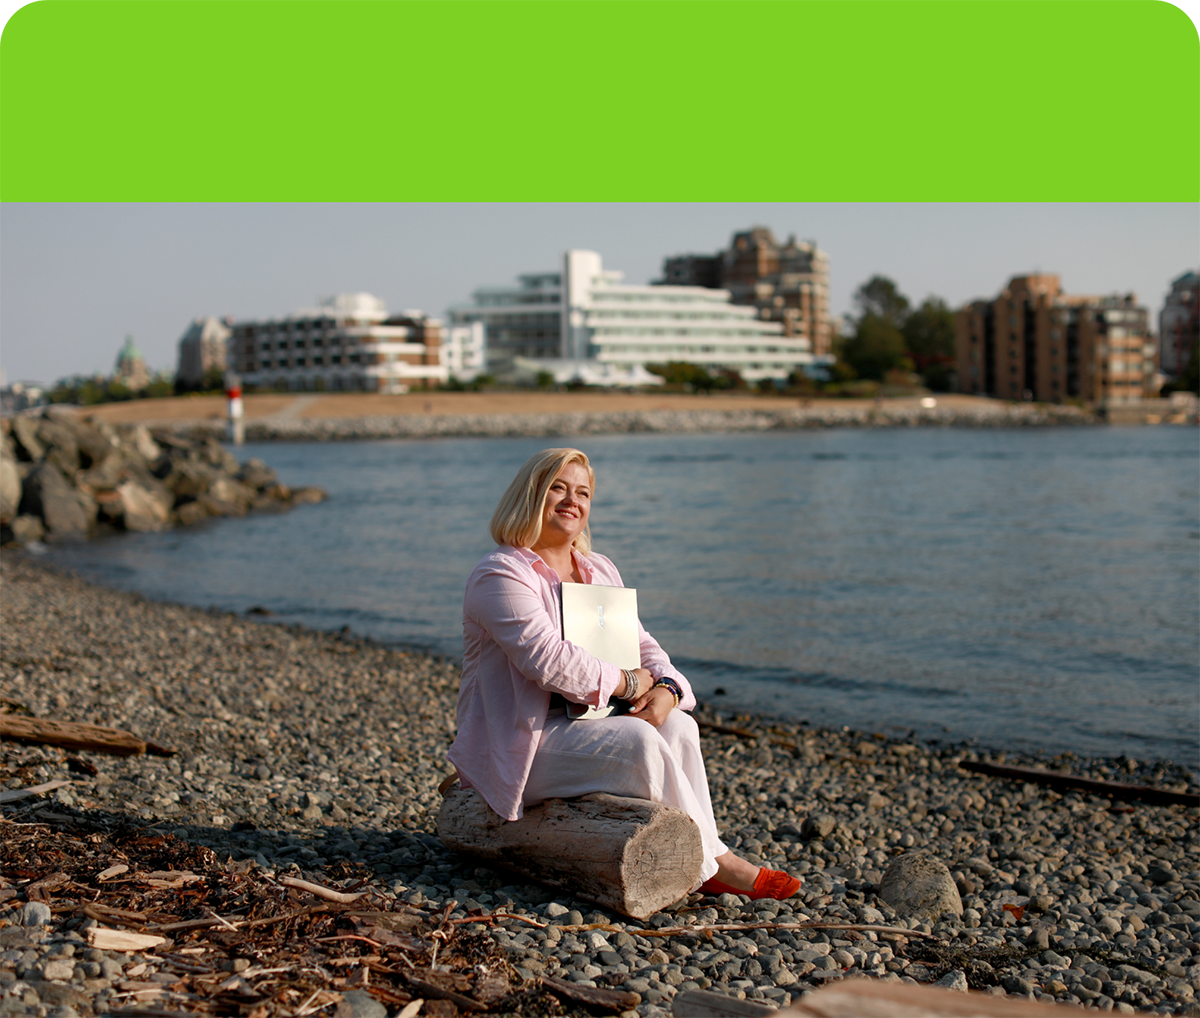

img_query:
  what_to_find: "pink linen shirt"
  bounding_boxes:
[447,544,696,821]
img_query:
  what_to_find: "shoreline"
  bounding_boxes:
[77,391,1102,443]
[3,553,1199,1016]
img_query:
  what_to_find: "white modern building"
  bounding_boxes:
[441,321,487,381]
[229,293,447,393]
[449,250,830,384]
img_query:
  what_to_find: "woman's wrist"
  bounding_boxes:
[652,677,683,708]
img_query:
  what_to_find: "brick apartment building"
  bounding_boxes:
[229,293,446,393]
[658,227,834,356]
[1159,270,1199,383]
[956,274,1157,404]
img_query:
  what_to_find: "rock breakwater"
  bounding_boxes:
[152,401,1099,443]
[1,408,326,547]
[2,555,1198,1016]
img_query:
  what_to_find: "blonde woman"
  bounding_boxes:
[447,447,801,900]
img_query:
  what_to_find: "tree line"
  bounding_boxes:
[834,275,956,391]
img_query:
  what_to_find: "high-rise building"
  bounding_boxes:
[1159,270,1199,382]
[176,315,231,389]
[956,274,1156,404]
[448,250,827,384]
[228,293,446,393]
[658,227,833,356]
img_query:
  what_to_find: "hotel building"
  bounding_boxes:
[956,274,1156,404]
[228,293,446,393]
[448,250,828,384]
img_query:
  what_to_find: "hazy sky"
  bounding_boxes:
[1,203,1197,385]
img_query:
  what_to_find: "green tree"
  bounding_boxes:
[841,314,908,381]
[902,297,956,389]
[853,275,909,326]
[646,361,716,392]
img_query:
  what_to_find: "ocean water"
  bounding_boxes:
[42,426,1200,768]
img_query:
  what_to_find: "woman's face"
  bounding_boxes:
[540,461,591,545]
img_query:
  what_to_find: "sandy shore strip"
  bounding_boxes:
[2,553,1198,1017]
[81,391,1099,442]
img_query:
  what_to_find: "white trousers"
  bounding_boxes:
[523,709,729,884]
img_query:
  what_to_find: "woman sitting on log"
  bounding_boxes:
[447,447,802,901]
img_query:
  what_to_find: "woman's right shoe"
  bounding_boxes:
[699,867,802,901]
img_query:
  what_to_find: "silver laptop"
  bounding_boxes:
[560,582,639,719]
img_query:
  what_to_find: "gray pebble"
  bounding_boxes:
[20,902,52,927]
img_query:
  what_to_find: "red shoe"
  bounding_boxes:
[699,867,802,901]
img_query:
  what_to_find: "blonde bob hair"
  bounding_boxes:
[490,448,595,555]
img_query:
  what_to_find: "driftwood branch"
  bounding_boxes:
[0,780,72,803]
[0,715,175,757]
[960,759,1199,808]
[277,875,366,904]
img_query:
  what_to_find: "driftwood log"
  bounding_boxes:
[959,759,1199,808]
[677,979,1083,1016]
[0,715,160,756]
[437,786,703,919]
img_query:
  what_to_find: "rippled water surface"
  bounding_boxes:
[45,426,1200,766]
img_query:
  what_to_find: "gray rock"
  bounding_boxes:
[19,461,89,540]
[10,416,45,460]
[935,969,968,991]
[878,852,963,919]
[801,814,836,839]
[116,478,173,532]
[1003,975,1035,995]
[40,960,74,982]
[333,990,387,1018]
[9,514,45,545]
[36,420,81,477]
[0,453,21,521]
[1145,864,1176,885]
[21,902,52,927]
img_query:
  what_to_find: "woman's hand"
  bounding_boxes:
[627,683,675,727]
[617,668,653,701]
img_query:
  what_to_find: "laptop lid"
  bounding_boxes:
[561,582,640,670]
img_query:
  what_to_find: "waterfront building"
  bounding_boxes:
[228,293,446,393]
[440,321,488,381]
[658,227,834,356]
[1159,270,1199,382]
[956,274,1157,404]
[114,335,150,391]
[448,249,826,384]
[176,315,231,389]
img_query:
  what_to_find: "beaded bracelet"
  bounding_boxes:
[652,677,683,708]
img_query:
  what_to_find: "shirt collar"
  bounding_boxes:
[505,544,595,583]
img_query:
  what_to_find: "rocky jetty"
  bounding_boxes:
[0,408,326,547]
[2,556,1198,1017]
[147,400,1100,444]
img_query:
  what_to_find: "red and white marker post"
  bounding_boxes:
[224,371,244,445]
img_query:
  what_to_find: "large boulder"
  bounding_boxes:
[237,458,277,491]
[163,459,221,499]
[35,419,81,477]
[878,851,963,920]
[208,475,257,508]
[65,416,117,468]
[10,416,44,461]
[199,437,241,475]
[18,461,90,540]
[116,478,173,532]
[0,454,21,522]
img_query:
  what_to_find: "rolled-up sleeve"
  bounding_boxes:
[463,559,623,709]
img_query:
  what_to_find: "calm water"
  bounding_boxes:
[43,427,1200,769]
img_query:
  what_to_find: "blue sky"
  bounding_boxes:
[2,202,1197,385]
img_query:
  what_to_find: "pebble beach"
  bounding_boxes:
[2,553,1199,1017]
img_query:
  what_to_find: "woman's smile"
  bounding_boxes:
[542,463,591,537]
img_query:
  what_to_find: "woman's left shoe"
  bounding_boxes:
[699,867,802,901]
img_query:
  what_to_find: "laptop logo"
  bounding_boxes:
[597,604,605,629]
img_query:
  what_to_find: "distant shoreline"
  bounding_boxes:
[77,391,1101,442]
